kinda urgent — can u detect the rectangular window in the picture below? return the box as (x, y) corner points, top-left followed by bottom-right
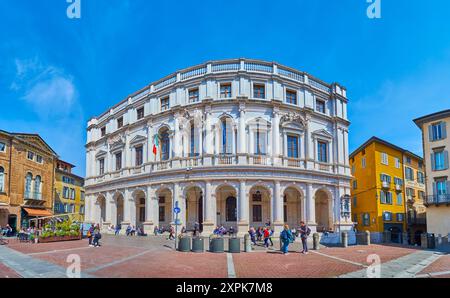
(160, 97), (169, 111)
(220, 83), (232, 98)
(135, 146), (143, 166)
(159, 206), (165, 222)
(396, 193), (403, 205)
(286, 90), (297, 105)
(381, 152), (388, 165)
(63, 186), (69, 199)
(287, 135), (299, 158)
(80, 205), (85, 214)
(71, 188), (75, 200)
(380, 191), (392, 204)
(435, 180), (448, 195)
(117, 117), (123, 129)
(101, 127), (106, 137)
(361, 157), (366, 168)
(352, 196), (357, 208)
(383, 212), (392, 221)
(396, 213), (404, 222)
(137, 107), (145, 120)
(418, 191), (425, 201)
(430, 122), (446, 141)
(0, 142), (5, 152)
(315, 100), (325, 113)
(27, 151), (34, 160)
(252, 205), (262, 222)
(81, 191), (85, 201)
(406, 188), (415, 198)
(253, 84), (265, 99)
(405, 167), (414, 181)
(417, 172), (425, 184)
(317, 141), (328, 163)
(99, 158), (105, 175)
(433, 150), (448, 171)
(362, 213), (370, 226)
(406, 157), (411, 164)
(394, 158), (400, 168)
(353, 180), (357, 189)
(394, 177), (403, 186)
(36, 155), (43, 164)
(188, 88), (199, 103)
(115, 152), (122, 171)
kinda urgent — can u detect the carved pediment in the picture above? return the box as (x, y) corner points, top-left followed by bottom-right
(280, 112), (305, 127)
(130, 135), (147, 145)
(312, 129), (333, 139)
(13, 134), (57, 157)
(247, 117), (271, 128)
(95, 150), (107, 158)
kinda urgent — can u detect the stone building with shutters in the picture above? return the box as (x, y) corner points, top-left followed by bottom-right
(414, 109), (450, 237)
(84, 58), (353, 236)
(0, 130), (58, 231)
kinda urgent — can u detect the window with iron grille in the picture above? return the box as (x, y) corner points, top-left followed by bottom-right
(253, 84), (265, 99)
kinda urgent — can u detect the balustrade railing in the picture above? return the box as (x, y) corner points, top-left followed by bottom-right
(180, 66), (207, 80)
(216, 154), (235, 165)
(244, 62), (273, 73)
(248, 155), (270, 165)
(425, 194), (450, 206)
(211, 62), (240, 72)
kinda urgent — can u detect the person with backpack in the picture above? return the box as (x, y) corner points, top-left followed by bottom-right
(248, 227), (256, 245)
(298, 221), (311, 254)
(280, 224), (293, 255)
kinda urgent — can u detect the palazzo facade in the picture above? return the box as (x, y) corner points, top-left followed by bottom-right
(84, 58), (352, 236)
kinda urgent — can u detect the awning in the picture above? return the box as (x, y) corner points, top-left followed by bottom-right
(23, 208), (53, 217)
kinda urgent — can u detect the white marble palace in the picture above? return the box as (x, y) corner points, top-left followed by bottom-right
(84, 58), (353, 236)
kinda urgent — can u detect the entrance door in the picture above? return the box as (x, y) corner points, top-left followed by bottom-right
(8, 215), (17, 234)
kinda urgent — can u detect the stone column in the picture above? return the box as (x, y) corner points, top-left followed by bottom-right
(272, 110), (280, 165)
(202, 181), (214, 235)
(204, 111), (213, 165)
(143, 186), (155, 233)
(121, 189), (132, 233)
(306, 183), (317, 232)
(273, 181), (283, 236)
(238, 180), (249, 236)
(238, 107), (247, 164)
(173, 115), (181, 158)
(173, 183), (185, 234)
(103, 192), (113, 232)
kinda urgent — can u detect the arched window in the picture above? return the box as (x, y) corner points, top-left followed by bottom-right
(189, 121), (199, 157)
(25, 173), (33, 199)
(255, 123), (267, 155)
(160, 128), (170, 161)
(0, 167), (4, 193)
(34, 175), (41, 200)
(220, 117), (233, 154)
(225, 196), (237, 221)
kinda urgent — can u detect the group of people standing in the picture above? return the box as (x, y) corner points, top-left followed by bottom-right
(280, 221), (311, 255)
(87, 224), (102, 247)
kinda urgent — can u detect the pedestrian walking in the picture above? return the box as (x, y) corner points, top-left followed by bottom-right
(168, 225), (175, 240)
(263, 227), (270, 248)
(115, 223), (121, 235)
(154, 225), (159, 236)
(248, 227), (256, 245)
(193, 222), (200, 237)
(298, 221), (311, 254)
(268, 228), (274, 246)
(280, 224), (293, 255)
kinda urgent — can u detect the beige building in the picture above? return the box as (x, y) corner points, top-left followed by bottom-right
(0, 130), (58, 231)
(414, 109), (450, 236)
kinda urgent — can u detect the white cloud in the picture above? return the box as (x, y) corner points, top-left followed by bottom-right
(11, 58), (78, 119)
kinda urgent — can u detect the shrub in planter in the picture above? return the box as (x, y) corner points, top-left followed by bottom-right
(70, 230), (79, 237)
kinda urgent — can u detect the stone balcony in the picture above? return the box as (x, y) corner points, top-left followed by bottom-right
(87, 154), (341, 186)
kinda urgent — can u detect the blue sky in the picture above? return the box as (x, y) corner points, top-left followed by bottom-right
(1, 0), (450, 176)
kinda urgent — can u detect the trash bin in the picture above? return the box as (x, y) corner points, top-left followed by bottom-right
(313, 233), (320, 250)
(178, 236), (191, 252)
(228, 237), (240, 253)
(192, 237), (204, 253)
(341, 232), (348, 248)
(210, 237), (224, 253)
(427, 233), (436, 249)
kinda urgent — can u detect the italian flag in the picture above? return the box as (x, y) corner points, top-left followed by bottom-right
(152, 134), (159, 155)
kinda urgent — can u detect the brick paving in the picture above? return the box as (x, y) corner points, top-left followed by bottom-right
(1, 235), (450, 278)
(0, 262), (21, 278)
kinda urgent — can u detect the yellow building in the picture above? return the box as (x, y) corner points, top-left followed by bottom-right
(350, 137), (425, 243)
(53, 160), (85, 221)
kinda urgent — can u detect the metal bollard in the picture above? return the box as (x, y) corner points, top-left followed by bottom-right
(437, 234), (442, 247)
(244, 234), (252, 252)
(402, 232), (409, 246)
(364, 230), (371, 245)
(313, 233), (320, 250)
(341, 232), (348, 248)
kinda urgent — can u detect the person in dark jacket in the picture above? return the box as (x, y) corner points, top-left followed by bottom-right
(298, 221), (311, 254)
(88, 224), (95, 247)
(92, 225), (102, 248)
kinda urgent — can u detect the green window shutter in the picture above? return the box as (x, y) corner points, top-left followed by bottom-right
(428, 125), (434, 141)
(431, 153), (436, 171)
(442, 122), (447, 139)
